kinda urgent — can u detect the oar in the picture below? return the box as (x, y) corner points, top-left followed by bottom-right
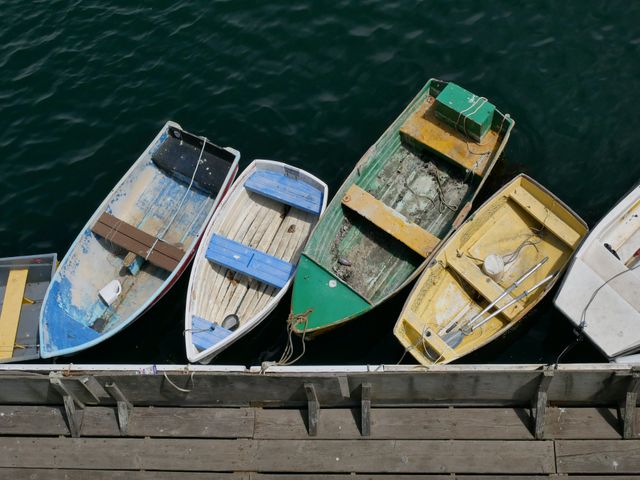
(443, 256), (549, 335)
(443, 272), (557, 348)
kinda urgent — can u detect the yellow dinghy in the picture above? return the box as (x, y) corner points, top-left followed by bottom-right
(394, 174), (588, 365)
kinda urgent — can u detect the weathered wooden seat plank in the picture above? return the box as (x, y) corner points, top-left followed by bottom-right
(399, 97), (501, 177)
(342, 184), (440, 257)
(509, 186), (582, 249)
(91, 212), (185, 271)
(0, 268), (28, 359)
(445, 251), (521, 318)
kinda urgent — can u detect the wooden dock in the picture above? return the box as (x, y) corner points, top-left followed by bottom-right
(1, 363), (640, 478)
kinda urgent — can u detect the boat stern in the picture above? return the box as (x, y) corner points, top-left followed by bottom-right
(290, 255), (371, 335)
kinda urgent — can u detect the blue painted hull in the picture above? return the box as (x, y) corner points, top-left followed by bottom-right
(39, 122), (240, 358)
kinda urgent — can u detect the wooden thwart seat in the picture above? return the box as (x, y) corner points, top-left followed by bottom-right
(245, 170), (323, 215)
(445, 252), (520, 319)
(341, 185), (440, 258)
(403, 311), (458, 362)
(206, 234), (295, 289)
(0, 269), (28, 360)
(91, 212), (185, 271)
(191, 316), (233, 351)
(399, 97), (500, 177)
(509, 187), (582, 249)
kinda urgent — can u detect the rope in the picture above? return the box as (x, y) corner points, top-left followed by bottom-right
(275, 309), (312, 367)
(397, 321), (445, 365)
(162, 371), (194, 393)
(433, 172), (458, 213)
(554, 247), (640, 365)
(145, 137), (208, 262)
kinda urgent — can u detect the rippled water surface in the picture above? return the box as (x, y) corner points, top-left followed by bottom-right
(1, 1), (639, 364)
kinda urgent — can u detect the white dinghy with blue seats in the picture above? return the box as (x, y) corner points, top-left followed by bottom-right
(185, 159), (328, 364)
(39, 122), (240, 358)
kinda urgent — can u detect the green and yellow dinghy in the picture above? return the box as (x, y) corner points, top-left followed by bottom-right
(290, 79), (515, 336)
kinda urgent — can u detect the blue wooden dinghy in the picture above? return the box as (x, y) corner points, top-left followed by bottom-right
(0, 253), (56, 363)
(185, 159), (328, 363)
(39, 122), (240, 358)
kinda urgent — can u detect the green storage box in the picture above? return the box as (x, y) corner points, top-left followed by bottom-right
(434, 83), (495, 142)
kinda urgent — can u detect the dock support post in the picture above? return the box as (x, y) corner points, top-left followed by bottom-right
(304, 383), (319, 436)
(361, 382), (371, 437)
(50, 374), (85, 438)
(533, 366), (554, 440)
(622, 367), (640, 439)
(105, 382), (134, 436)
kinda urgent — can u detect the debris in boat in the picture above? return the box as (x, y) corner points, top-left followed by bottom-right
(338, 257), (352, 266)
(287, 225), (296, 233)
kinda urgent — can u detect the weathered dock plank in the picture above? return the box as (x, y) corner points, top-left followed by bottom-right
(0, 406), (254, 438)
(0, 437), (255, 471)
(254, 407), (533, 439)
(0, 469), (248, 479)
(251, 476), (640, 479)
(0, 438), (555, 474)
(544, 407), (622, 439)
(5, 471), (640, 480)
(556, 439), (640, 474)
(250, 439), (555, 474)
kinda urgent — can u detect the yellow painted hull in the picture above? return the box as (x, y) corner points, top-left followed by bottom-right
(394, 174), (588, 365)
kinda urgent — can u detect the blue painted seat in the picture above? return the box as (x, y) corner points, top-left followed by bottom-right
(191, 315), (233, 351)
(245, 170), (322, 215)
(206, 234), (295, 289)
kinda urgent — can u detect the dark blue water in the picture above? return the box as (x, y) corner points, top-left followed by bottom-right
(1, 1), (639, 364)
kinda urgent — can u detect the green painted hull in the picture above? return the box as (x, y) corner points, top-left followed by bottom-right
(291, 79), (514, 335)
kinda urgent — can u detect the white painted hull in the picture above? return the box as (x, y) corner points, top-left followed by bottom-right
(554, 183), (640, 359)
(185, 160), (328, 364)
